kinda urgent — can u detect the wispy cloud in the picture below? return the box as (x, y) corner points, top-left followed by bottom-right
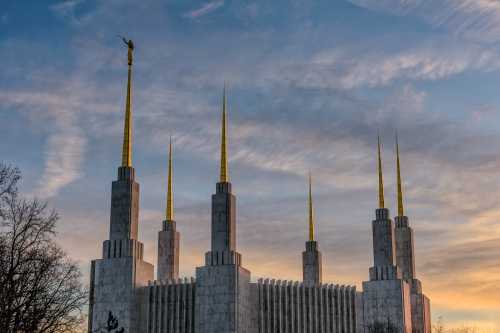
(261, 41), (500, 89)
(350, 0), (500, 43)
(50, 0), (83, 16)
(50, 0), (92, 26)
(0, 90), (87, 198)
(37, 117), (86, 198)
(184, 1), (225, 19)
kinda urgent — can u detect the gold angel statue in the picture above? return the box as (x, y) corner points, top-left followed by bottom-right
(120, 36), (134, 66)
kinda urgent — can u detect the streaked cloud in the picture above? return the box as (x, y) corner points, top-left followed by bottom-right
(350, 0), (500, 43)
(36, 118), (86, 198)
(0, 91), (87, 198)
(50, 0), (89, 26)
(184, 1), (225, 19)
(261, 42), (500, 89)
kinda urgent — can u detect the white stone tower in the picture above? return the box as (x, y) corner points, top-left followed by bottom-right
(157, 137), (180, 281)
(393, 135), (431, 333)
(88, 39), (154, 332)
(362, 135), (412, 333)
(302, 172), (323, 287)
(194, 85), (257, 333)
(394, 135), (415, 282)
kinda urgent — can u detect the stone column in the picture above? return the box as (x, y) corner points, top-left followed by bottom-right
(371, 208), (397, 273)
(303, 240), (322, 287)
(157, 219), (180, 281)
(211, 181), (236, 252)
(109, 166), (139, 240)
(395, 215), (415, 281)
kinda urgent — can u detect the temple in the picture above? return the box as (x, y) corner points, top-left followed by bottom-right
(87, 42), (431, 333)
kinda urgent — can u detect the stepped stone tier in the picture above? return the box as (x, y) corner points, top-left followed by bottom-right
(87, 41), (431, 333)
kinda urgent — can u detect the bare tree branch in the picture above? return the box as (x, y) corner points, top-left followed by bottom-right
(0, 163), (87, 333)
(0, 163), (20, 218)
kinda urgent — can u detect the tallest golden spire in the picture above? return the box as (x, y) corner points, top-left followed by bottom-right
(396, 134), (404, 216)
(377, 134), (385, 209)
(219, 83), (229, 183)
(121, 38), (134, 167)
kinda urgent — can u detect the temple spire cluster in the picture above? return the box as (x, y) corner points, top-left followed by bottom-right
(88, 41), (431, 333)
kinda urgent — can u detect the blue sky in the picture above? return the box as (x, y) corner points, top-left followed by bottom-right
(2, 0), (500, 330)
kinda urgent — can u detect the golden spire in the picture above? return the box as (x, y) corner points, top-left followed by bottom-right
(396, 133), (404, 216)
(308, 171), (315, 241)
(121, 38), (134, 167)
(377, 134), (385, 209)
(166, 136), (174, 221)
(219, 83), (229, 183)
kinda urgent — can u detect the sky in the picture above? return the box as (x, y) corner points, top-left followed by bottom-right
(1, 0), (500, 331)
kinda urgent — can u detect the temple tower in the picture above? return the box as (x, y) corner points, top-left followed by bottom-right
(210, 86), (236, 253)
(393, 135), (432, 333)
(195, 85), (257, 333)
(88, 40), (153, 332)
(157, 137), (180, 281)
(362, 135), (412, 333)
(394, 135), (416, 282)
(302, 172), (323, 286)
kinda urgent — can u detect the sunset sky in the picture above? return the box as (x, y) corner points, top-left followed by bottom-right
(1, 0), (500, 331)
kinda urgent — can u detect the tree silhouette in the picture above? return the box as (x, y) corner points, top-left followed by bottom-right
(0, 163), (86, 333)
